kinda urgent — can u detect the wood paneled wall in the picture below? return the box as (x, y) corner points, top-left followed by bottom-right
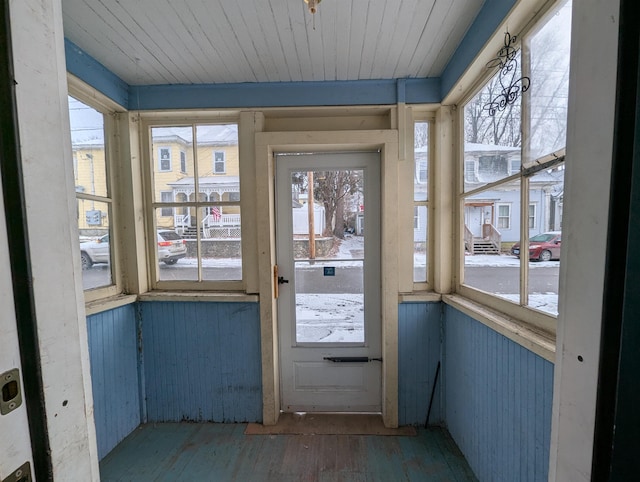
(398, 302), (443, 426)
(140, 301), (262, 423)
(86, 304), (141, 459)
(444, 305), (554, 482)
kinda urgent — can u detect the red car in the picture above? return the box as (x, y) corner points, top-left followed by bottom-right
(511, 231), (561, 261)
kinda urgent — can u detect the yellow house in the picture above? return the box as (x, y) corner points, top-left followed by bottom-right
(150, 125), (240, 231)
(73, 141), (109, 233)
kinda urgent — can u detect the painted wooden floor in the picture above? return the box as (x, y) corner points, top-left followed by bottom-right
(99, 423), (478, 481)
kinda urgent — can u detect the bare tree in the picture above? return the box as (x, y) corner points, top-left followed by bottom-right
(313, 171), (361, 238)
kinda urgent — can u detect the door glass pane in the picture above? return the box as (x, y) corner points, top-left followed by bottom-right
(291, 169), (365, 343)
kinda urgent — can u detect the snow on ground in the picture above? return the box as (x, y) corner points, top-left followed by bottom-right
(464, 254), (560, 268)
(176, 238), (559, 336)
(496, 293), (559, 316)
(296, 294), (364, 343)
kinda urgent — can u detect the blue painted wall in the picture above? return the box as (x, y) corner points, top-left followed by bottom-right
(440, 0), (518, 98)
(65, 39), (129, 109)
(443, 305), (554, 482)
(398, 302), (443, 426)
(139, 301), (262, 423)
(86, 304), (141, 460)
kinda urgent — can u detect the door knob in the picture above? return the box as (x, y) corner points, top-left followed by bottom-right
(277, 276), (289, 284)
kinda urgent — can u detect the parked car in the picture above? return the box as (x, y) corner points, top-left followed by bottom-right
(80, 230), (187, 269)
(511, 231), (561, 261)
(155, 230), (187, 265)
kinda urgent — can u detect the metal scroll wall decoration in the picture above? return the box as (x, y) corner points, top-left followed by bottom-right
(483, 32), (530, 116)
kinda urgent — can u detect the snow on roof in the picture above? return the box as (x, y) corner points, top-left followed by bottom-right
(464, 142), (520, 154)
(168, 176), (240, 187)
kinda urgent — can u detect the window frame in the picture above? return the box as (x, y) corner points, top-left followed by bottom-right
(213, 150), (226, 174)
(528, 203), (537, 229)
(180, 150), (187, 173)
(160, 191), (174, 217)
(497, 203), (511, 230)
(68, 81), (123, 303)
(141, 117), (244, 291)
(158, 147), (172, 172)
(411, 114), (434, 290)
(455, 0), (571, 334)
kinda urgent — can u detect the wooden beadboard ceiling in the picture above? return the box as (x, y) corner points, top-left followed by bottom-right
(61, 0), (484, 86)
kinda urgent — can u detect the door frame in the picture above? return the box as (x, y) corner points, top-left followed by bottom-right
(255, 129), (399, 427)
(275, 152), (382, 412)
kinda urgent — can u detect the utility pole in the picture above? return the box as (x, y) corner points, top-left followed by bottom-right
(307, 171), (316, 259)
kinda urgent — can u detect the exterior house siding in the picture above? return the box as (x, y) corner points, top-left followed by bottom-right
(444, 305), (554, 481)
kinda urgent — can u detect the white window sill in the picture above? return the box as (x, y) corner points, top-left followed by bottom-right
(85, 291), (259, 316)
(137, 291), (259, 303)
(398, 292), (442, 303)
(85, 294), (138, 316)
(443, 294), (556, 363)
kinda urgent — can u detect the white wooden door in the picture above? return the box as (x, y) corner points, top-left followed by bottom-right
(276, 152), (381, 412)
(0, 180), (34, 479)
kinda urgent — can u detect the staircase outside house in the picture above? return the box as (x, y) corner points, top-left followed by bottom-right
(464, 224), (502, 255)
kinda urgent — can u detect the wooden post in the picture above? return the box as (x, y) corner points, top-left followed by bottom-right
(307, 171), (316, 259)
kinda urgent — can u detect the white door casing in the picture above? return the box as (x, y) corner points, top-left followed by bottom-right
(0, 180), (34, 479)
(276, 152), (382, 412)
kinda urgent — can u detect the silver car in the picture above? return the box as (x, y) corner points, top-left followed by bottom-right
(80, 230), (187, 269)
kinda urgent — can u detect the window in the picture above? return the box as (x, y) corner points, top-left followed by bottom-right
(413, 121), (429, 284)
(460, 0), (571, 320)
(180, 150), (187, 173)
(214, 151), (225, 173)
(464, 160), (476, 183)
(159, 147), (171, 171)
(497, 204), (511, 229)
(147, 123), (241, 287)
(160, 191), (173, 217)
(416, 160), (427, 183)
(68, 95), (115, 294)
(529, 203), (536, 229)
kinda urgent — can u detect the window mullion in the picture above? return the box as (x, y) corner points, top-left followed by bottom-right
(192, 123), (203, 282)
(521, 176), (530, 306)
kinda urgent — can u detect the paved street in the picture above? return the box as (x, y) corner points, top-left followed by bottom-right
(83, 261), (560, 295)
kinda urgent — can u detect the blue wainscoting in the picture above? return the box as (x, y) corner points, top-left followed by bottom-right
(140, 301), (262, 423)
(86, 304), (141, 460)
(444, 305), (554, 482)
(398, 302), (443, 426)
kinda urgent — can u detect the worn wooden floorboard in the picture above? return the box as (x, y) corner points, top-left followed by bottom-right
(100, 423), (478, 481)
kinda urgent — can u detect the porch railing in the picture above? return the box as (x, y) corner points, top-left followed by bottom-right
(464, 225), (474, 254)
(175, 213), (190, 232)
(483, 223), (502, 252)
(202, 213), (241, 238)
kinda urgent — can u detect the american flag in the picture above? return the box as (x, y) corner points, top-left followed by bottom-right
(210, 206), (221, 221)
